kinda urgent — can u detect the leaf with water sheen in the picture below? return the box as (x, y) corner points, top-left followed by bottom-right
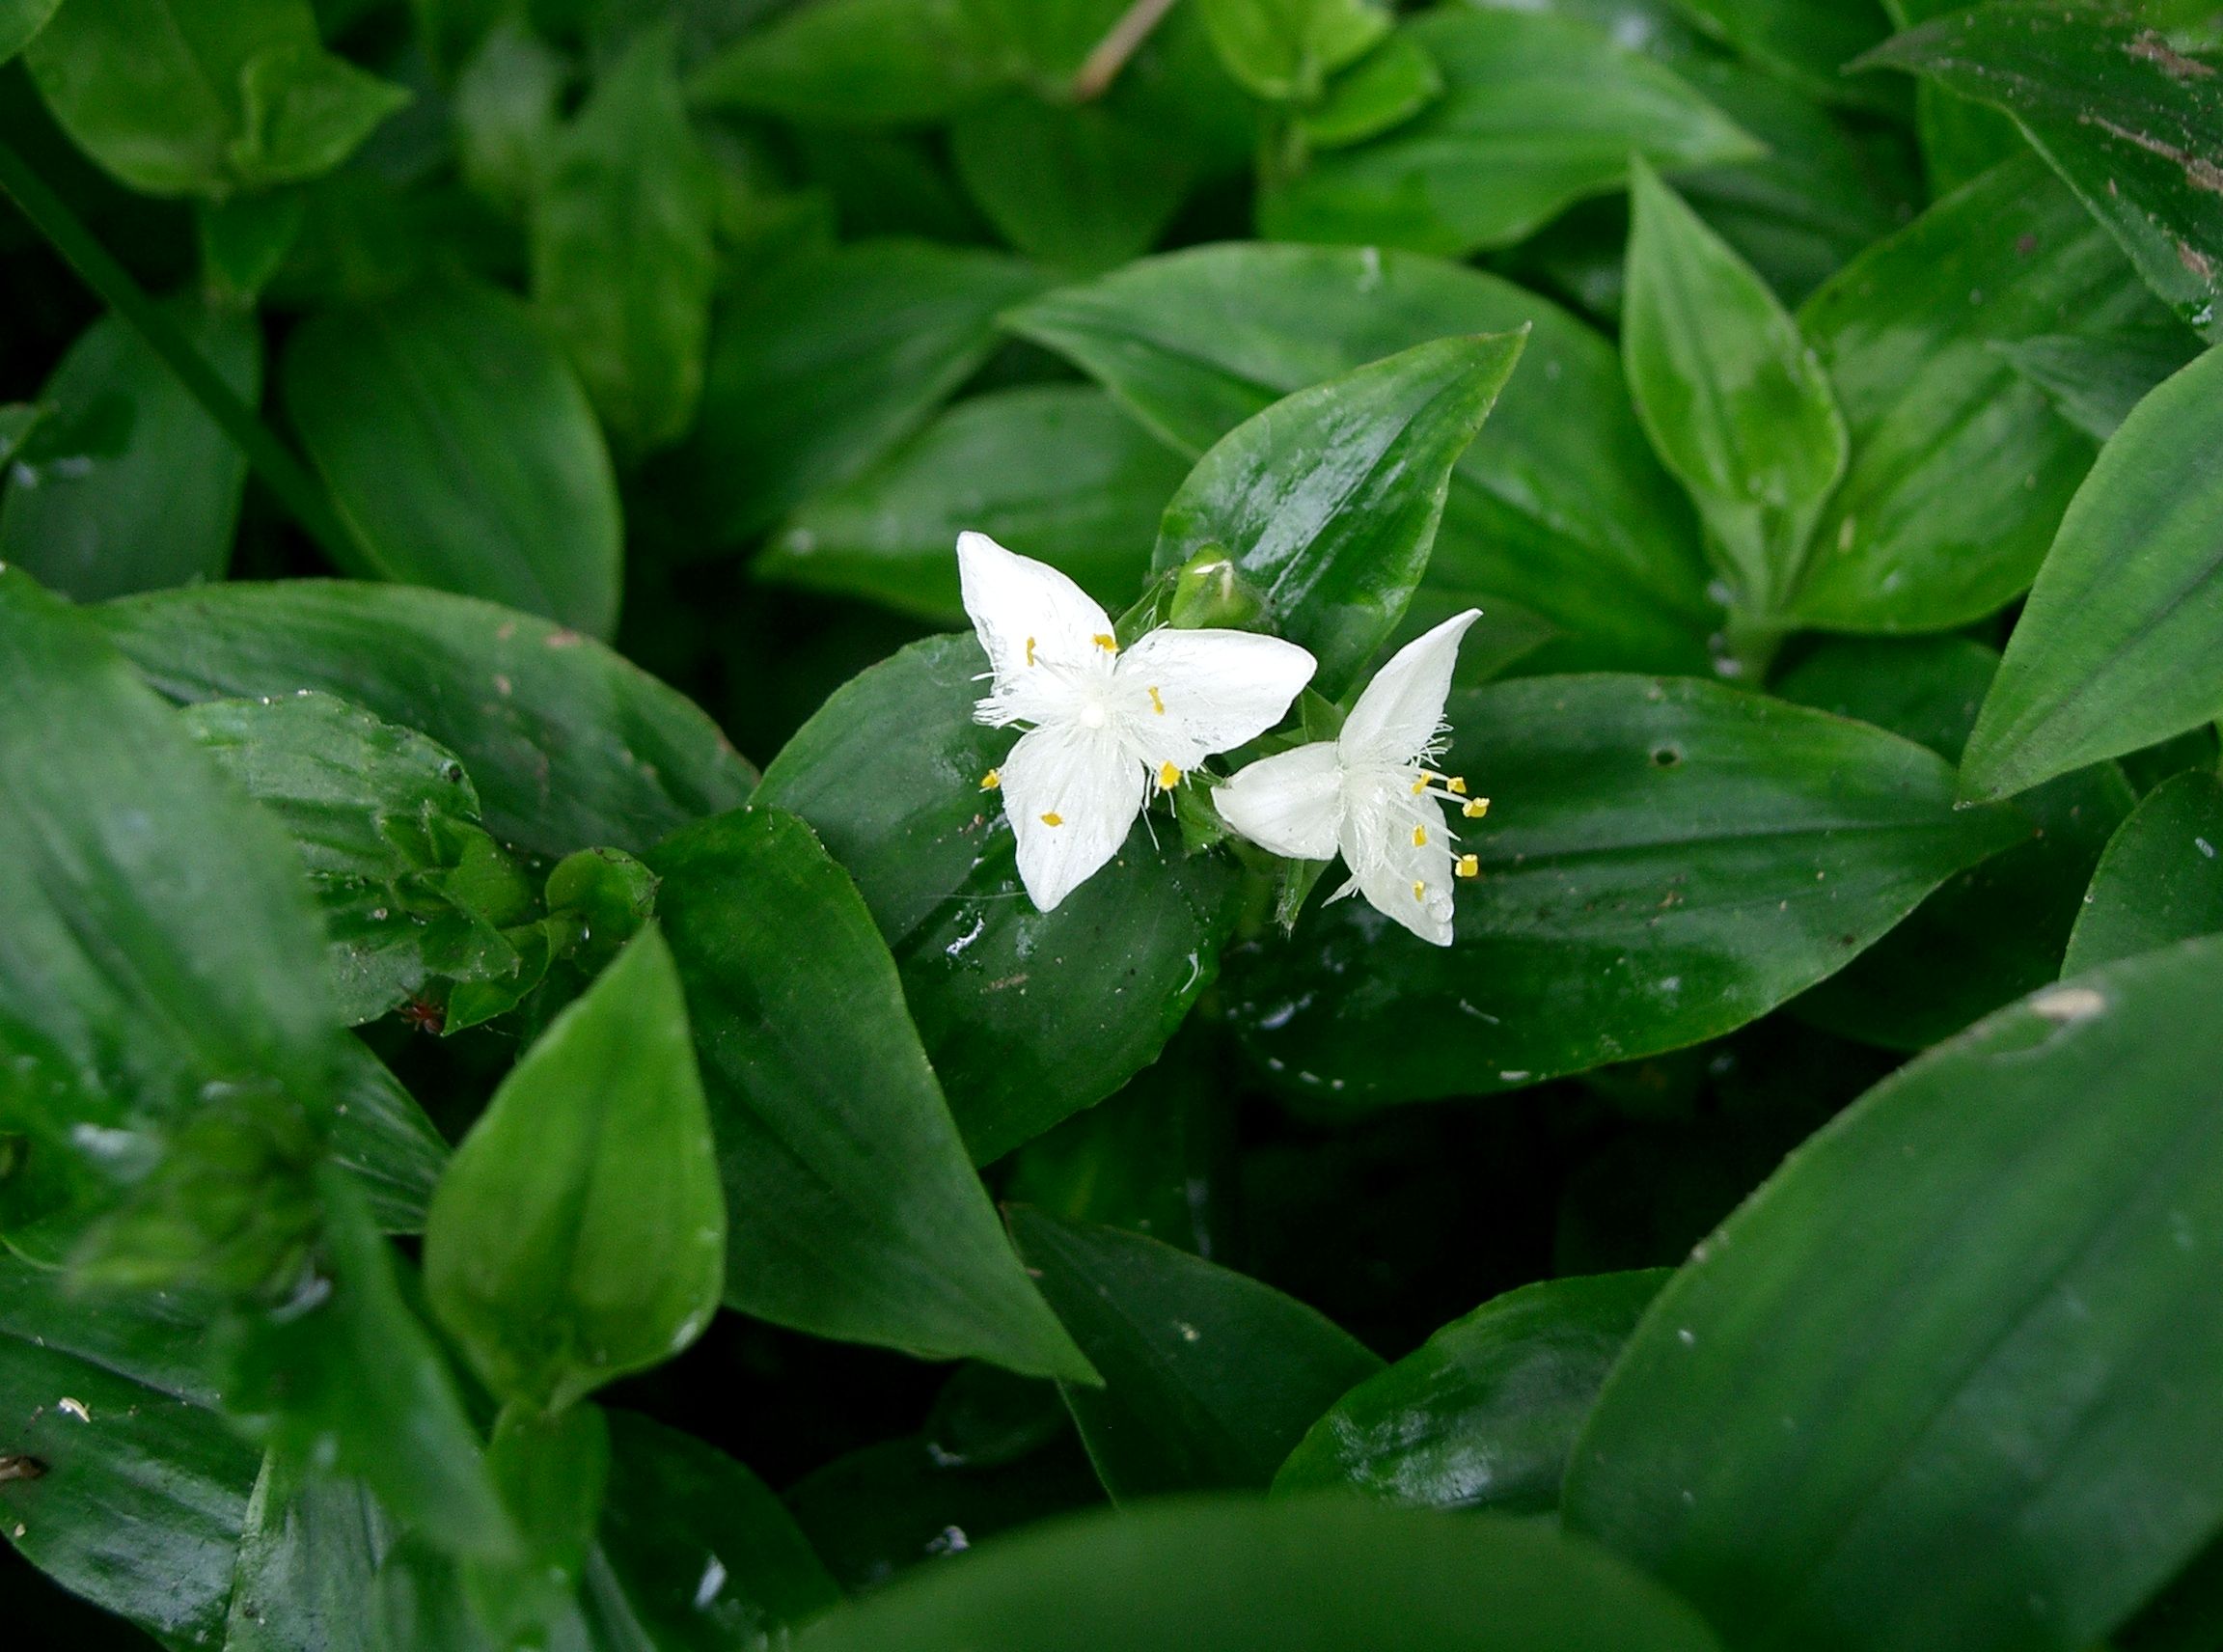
(2064, 770), (2223, 977)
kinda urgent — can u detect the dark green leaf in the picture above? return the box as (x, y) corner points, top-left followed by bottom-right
(755, 636), (1241, 1164)
(0, 0), (59, 64)
(1566, 933), (2223, 1652)
(453, 19), (565, 218)
(1196, 0), (1389, 101)
(223, 1455), (396, 1652)
(1007, 242), (1716, 674)
(1, 298), (260, 603)
(763, 386), (1185, 623)
(532, 25), (719, 457)
(2064, 769), (2223, 976)
(284, 280), (623, 639)
(95, 580), (755, 857)
(670, 240), (1046, 546)
(1275, 1270), (1668, 1513)
(1790, 156), (2176, 633)
(1672, 0), (1898, 112)
(794, 1497), (1726, 1652)
(425, 927), (724, 1412)
(647, 805), (1092, 1381)
(1006, 1206), (1382, 1500)
(1961, 344), (2223, 802)
(1301, 33), (1443, 150)
(197, 190), (308, 304)
(329, 1038), (447, 1235)
(1860, 3), (2223, 343)
(1994, 323), (2204, 443)
(1259, 9), (1760, 258)
(1228, 674), (2026, 1106)
(686, 0), (1006, 126)
(950, 95), (1193, 273)
(1153, 332), (1524, 698)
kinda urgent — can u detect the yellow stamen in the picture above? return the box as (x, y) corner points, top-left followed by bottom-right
(1411, 777), (1427, 795)
(1025, 636), (1036, 667)
(1147, 685), (1166, 715)
(1093, 633), (1117, 652)
(1456, 855), (1479, 879)
(1412, 880), (1426, 902)
(1413, 825), (1428, 847)
(1447, 776), (1468, 794)
(1464, 797), (1491, 819)
(979, 769), (1001, 791)
(1158, 761), (1181, 789)
(1040, 812), (1063, 827)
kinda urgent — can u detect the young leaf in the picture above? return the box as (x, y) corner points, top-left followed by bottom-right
(792, 1498), (1726, 1652)
(284, 281), (624, 640)
(1006, 1206), (1383, 1501)
(1566, 934), (2223, 1652)
(1260, 9), (1761, 257)
(1622, 155), (1846, 620)
(453, 19), (565, 218)
(96, 580), (755, 857)
(755, 637), (1241, 1165)
(1196, 0), (1390, 102)
(648, 806), (1093, 1383)
(1960, 346), (2223, 803)
(0, 298), (260, 603)
(1275, 1270), (1668, 1513)
(1860, 3), (2223, 343)
(1152, 331), (1524, 699)
(1228, 675), (2027, 1107)
(424, 927), (726, 1414)
(2064, 771), (2223, 977)
(1301, 32), (1442, 150)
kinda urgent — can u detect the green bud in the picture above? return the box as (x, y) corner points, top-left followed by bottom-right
(1167, 546), (1267, 630)
(545, 847), (657, 969)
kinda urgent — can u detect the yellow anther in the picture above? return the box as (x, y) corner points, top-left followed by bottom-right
(1456, 855), (1479, 879)
(1147, 685), (1166, 715)
(1040, 812), (1063, 827)
(1464, 797), (1491, 819)
(979, 769), (1002, 791)
(1025, 636), (1037, 667)
(1093, 633), (1117, 652)
(1411, 777), (1427, 795)
(1159, 761), (1181, 789)
(1447, 776), (1468, 794)
(1412, 825), (1428, 847)
(1412, 880), (1426, 902)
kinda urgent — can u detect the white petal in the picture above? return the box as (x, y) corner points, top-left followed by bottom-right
(1215, 742), (1344, 862)
(1113, 627), (1317, 771)
(1341, 792), (1457, 946)
(1339, 609), (1482, 765)
(957, 532), (1115, 689)
(998, 722), (1145, 912)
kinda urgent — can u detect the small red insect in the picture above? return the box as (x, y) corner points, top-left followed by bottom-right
(398, 996), (446, 1036)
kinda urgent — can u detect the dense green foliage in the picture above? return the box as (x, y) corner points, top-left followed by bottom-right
(2, 0), (2221, 1647)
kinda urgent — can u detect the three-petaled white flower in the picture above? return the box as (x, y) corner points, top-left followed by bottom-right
(960, 532), (1317, 912)
(1215, 610), (1488, 947)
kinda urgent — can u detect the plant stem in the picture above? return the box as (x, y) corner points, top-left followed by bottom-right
(0, 140), (366, 572)
(1072, 0), (1184, 101)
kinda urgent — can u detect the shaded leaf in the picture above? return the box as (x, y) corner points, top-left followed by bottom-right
(686, 0), (1006, 126)
(1994, 323), (2204, 443)
(2064, 769), (2223, 976)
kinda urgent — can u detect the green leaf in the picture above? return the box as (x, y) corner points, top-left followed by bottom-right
(452, 19), (565, 219)
(329, 1038), (448, 1235)
(1274, 1270), (1668, 1513)
(198, 189), (308, 304)
(1196, 0), (1390, 102)
(755, 635), (1241, 1164)
(223, 1454), (396, 1652)
(1671, 0), (1899, 113)
(2064, 770), (2223, 977)
(1227, 674), (2026, 1107)
(424, 927), (724, 1413)
(1006, 1206), (1383, 1500)
(1961, 345), (2223, 802)
(686, 0), (1007, 126)
(1300, 32), (1443, 151)
(0, 0), (60, 65)
(1259, 9), (1761, 258)
(1790, 155), (2177, 633)
(950, 95), (1194, 273)
(24, 0), (404, 198)
(96, 580), (755, 857)
(0, 298), (260, 602)
(1623, 155), (1846, 619)
(1007, 242), (1716, 675)
(647, 805), (1092, 1382)
(793, 1497), (1726, 1652)
(1994, 322), (2205, 444)
(1860, 3), (2223, 343)
(283, 281), (622, 639)
(1151, 332), (1525, 700)
(670, 240), (1046, 546)
(531, 25), (719, 457)
(764, 385), (1186, 623)
(1566, 932), (2223, 1652)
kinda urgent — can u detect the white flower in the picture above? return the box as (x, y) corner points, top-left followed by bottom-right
(1215, 610), (1489, 947)
(959, 531), (1317, 912)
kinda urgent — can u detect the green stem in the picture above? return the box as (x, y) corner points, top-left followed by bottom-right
(0, 140), (365, 572)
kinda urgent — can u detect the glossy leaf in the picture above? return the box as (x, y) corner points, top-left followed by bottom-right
(1673, 0), (1897, 112)
(95, 580), (754, 857)
(1275, 1270), (1668, 1513)
(671, 240), (1046, 546)
(0, 299), (260, 603)
(1961, 345), (2223, 802)
(2064, 770), (2223, 977)
(1994, 324), (2204, 443)
(329, 1038), (448, 1236)
(223, 1455), (396, 1652)
(1623, 156), (1845, 618)
(763, 386), (1185, 622)
(795, 1497), (1726, 1652)
(686, 0), (1005, 126)
(1007, 1206), (1382, 1500)
(425, 927), (725, 1412)
(1227, 674), (2026, 1107)
(755, 636), (1241, 1164)
(1790, 156), (2174, 633)
(1008, 242), (1716, 674)
(1567, 933), (2223, 1652)
(1861, 3), (2223, 342)
(647, 805), (1092, 1381)
(1260, 9), (1761, 258)
(284, 281), (623, 639)
(1153, 332), (1525, 698)
(531, 25), (719, 457)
